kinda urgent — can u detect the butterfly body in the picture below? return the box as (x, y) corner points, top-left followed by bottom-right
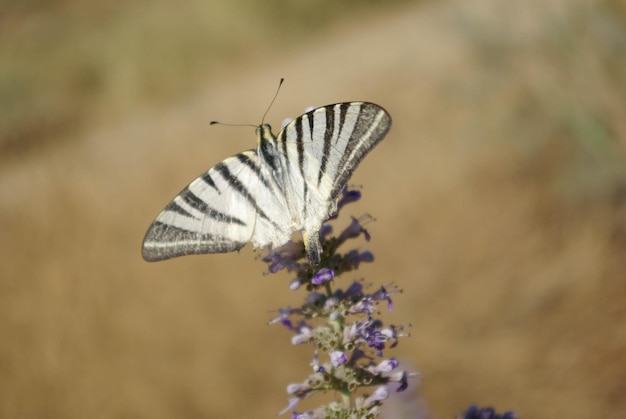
(142, 102), (391, 264)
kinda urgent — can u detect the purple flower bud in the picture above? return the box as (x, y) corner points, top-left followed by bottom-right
(289, 278), (303, 291)
(311, 268), (334, 285)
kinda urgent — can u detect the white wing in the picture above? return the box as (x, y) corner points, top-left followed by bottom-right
(142, 150), (291, 261)
(264, 102), (392, 263)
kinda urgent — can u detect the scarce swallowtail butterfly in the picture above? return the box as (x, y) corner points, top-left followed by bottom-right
(142, 101), (391, 264)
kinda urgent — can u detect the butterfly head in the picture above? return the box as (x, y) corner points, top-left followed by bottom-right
(256, 123), (276, 144)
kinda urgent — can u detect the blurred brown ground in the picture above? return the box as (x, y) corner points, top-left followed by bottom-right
(1, 0), (625, 418)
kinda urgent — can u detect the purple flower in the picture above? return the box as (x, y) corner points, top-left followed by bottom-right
(338, 216), (372, 242)
(349, 297), (376, 315)
(371, 358), (399, 374)
(330, 351), (347, 367)
(344, 250), (374, 269)
(287, 382), (310, 395)
(289, 278), (304, 291)
(372, 285), (396, 312)
(311, 268), (334, 285)
(459, 406), (517, 419)
(342, 281), (364, 298)
(319, 223), (333, 239)
(262, 240), (304, 273)
(292, 321), (313, 345)
(262, 187), (419, 417)
(336, 188), (362, 210)
(390, 371), (409, 392)
(363, 386), (389, 408)
(269, 307), (303, 330)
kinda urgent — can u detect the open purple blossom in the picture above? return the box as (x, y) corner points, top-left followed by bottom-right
(362, 386), (389, 408)
(338, 215), (373, 242)
(330, 350), (348, 367)
(263, 187), (418, 418)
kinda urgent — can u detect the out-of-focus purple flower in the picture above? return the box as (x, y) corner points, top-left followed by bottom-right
(336, 188), (362, 210)
(342, 281), (364, 298)
(330, 350), (347, 367)
(339, 216), (372, 242)
(320, 223), (333, 239)
(262, 241), (304, 273)
(363, 386), (389, 408)
(371, 358), (399, 374)
(372, 285), (397, 312)
(289, 278), (304, 290)
(459, 406), (517, 419)
(344, 250), (375, 269)
(263, 187), (420, 417)
(390, 371), (409, 392)
(349, 297), (376, 315)
(311, 268), (334, 285)
(279, 398), (300, 416)
(292, 321), (313, 345)
(269, 307), (303, 330)
(287, 382), (310, 395)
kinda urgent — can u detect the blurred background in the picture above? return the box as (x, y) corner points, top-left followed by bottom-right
(1, 0), (625, 417)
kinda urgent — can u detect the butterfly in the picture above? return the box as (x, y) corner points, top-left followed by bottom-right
(142, 101), (391, 264)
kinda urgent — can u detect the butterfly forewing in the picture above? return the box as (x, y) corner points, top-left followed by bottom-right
(142, 101), (391, 263)
(274, 102), (391, 262)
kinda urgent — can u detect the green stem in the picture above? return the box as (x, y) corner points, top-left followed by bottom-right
(340, 388), (351, 409)
(324, 281), (333, 297)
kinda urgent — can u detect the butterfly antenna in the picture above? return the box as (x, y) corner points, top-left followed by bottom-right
(209, 121), (256, 128)
(261, 78), (284, 125)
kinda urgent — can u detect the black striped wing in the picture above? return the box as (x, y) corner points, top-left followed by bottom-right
(142, 150), (292, 262)
(272, 102), (392, 263)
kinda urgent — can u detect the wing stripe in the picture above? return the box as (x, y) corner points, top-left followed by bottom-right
(336, 102), (350, 145)
(214, 162), (276, 226)
(296, 116), (308, 212)
(164, 200), (195, 218)
(318, 106), (334, 186)
(237, 153), (273, 191)
(181, 188), (211, 214)
(201, 173), (220, 194)
(145, 222), (246, 253)
(182, 188), (248, 226)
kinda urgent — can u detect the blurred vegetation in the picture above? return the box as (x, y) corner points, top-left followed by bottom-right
(457, 0), (626, 208)
(0, 0), (410, 157)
